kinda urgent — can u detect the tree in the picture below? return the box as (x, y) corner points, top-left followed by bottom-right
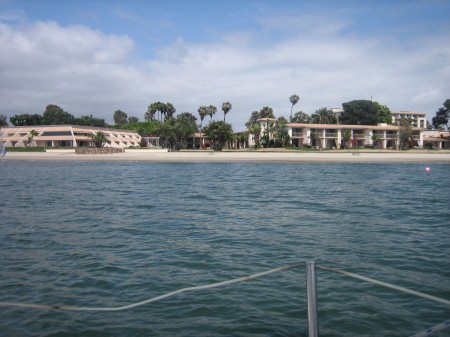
(0, 114), (8, 126)
(245, 107), (275, 148)
(236, 131), (249, 149)
(92, 131), (108, 148)
(289, 94), (300, 121)
(248, 123), (261, 148)
(203, 120), (233, 151)
(273, 117), (291, 147)
(119, 120), (160, 135)
(42, 104), (75, 125)
(398, 117), (413, 149)
(373, 102), (392, 124)
(198, 106), (208, 129)
(156, 113), (197, 150)
(259, 106), (275, 119)
(145, 101), (175, 122)
(10, 113), (43, 126)
(75, 115), (106, 127)
(261, 120), (275, 148)
(311, 107), (336, 124)
(371, 134), (381, 149)
(114, 110), (128, 126)
(207, 105), (217, 121)
(27, 129), (39, 147)
(246, 111), (260, 127)
(145, 102), (158, 121)
(178, 112), (198, 128)
(165, 103), (176, 120)
(128, 116), (139, 124)
(341, 129), (352, 149)
(432, 99), (450, 130)
(222, 101), (232, 122)
(340, 100), (389, 125)
(291, 111), (311, 123)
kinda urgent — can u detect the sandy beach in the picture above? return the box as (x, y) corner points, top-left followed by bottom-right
(2, 149), (450, 162)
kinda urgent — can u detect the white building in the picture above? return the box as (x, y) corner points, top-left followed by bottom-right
(391, 111), (427, 129)
(0, 125), (141, 148)
(287, 123), (423, 149)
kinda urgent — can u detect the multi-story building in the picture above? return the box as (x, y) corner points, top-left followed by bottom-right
(390, 111), (427, 129)
(0, 125), (141, 148)
(287, 123), (424, 149)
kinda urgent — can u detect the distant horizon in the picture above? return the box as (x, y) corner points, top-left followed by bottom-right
(1, 0), (449, 130)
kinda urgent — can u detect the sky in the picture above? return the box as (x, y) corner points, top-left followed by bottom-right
(0, 0), (449, 130)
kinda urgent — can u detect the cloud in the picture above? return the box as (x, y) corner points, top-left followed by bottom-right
(0, 11), (449, 129)
(0, 20), (143, 118)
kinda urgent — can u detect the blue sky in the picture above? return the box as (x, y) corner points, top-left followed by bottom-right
(1, 0), (449, 129)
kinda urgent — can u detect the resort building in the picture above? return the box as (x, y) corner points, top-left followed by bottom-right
(422, 131), (450, 149)
(0, 125), (141, 148)
(287, 123), (424, 149)
(391, 111), (427, 129)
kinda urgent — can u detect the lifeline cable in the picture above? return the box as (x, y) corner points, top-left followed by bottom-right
(0, 263), (303, 312)
(0, 262), (448, 315)
(316, 265), (450, 306)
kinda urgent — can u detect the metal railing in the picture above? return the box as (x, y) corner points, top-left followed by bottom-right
(0, 261), (448, 336)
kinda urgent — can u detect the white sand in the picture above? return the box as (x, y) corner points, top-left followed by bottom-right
(3, 149), (450, 162)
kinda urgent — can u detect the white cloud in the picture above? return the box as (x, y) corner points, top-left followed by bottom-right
(0, 13), (449, 129)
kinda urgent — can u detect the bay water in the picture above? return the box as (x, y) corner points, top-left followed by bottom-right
(0, 160), (449, 336)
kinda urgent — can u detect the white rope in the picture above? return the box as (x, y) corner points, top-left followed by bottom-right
(409, 320), (450, 337)
(1, 262), (448, 317)
(316, 265), (450, 306)
(0, 263), (303, 312)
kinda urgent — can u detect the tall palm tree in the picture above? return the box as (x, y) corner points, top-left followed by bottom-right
(289, 94), (300, 121)
(198, 106), (208, 129)
(222, 101), (232, 122)
(165, 102), (176, 120)
(208, 105), (217, 121)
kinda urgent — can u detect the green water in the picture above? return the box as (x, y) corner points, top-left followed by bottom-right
(0, 161), (449, 336)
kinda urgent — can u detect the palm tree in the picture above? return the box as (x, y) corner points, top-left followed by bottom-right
(291, 111), (311, 123)
(371, 135), (381, 149)
(311, 107), (336, 124)
(165, 102), (176, 120)
(92, 131), (108, 148)
(289, 94), (300, 121)
(27, 129), (39, 147)
(198, 106), (208, 129)
(208, 105), (217, 121)
(342, 129), (352, 149)
(222, 101), (232, 122)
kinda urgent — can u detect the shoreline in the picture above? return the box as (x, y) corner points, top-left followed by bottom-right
(2, 149), (450, 163)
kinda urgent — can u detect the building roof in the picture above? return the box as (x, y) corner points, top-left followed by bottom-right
(287, 123), (403, 130)
(391, 111), (426, 116)
(1, 124), (139, 135)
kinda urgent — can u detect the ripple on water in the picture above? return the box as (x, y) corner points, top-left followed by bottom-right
(0, 162), (449, 336)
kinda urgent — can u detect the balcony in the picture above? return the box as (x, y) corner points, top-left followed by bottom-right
(325, 132), (337, 138)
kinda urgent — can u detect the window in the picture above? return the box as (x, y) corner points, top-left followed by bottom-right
(41, 131), (72, 136)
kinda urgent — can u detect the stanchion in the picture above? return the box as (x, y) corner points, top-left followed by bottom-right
(306, 260), (318, 337)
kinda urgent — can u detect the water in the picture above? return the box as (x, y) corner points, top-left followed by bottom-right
(0, 161), (449, 337)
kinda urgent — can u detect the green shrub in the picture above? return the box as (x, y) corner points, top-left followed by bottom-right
(5, 147), (46, 152)
(424, 142), (433, 149)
